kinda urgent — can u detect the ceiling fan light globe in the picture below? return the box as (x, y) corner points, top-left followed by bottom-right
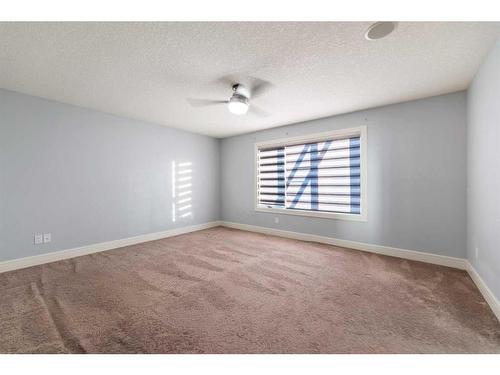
(228, 96), (249, 115)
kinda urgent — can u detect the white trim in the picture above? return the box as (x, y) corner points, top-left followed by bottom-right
(254, 127), (366, 149)
(466, 261), (500, 322)
(254, 126), (368, 222)
(0, 221), (222, 274)
(221, 221), (467, 270)
(255, 206), (367, 222)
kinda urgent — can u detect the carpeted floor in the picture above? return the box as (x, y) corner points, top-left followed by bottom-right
(0, 226), (499, 353)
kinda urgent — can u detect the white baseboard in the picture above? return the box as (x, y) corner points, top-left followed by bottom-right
(0, 221), (222, 274)
(221, 221), (467, 270)
(466, 261), (500, 322)
(2, 219), (498, 323)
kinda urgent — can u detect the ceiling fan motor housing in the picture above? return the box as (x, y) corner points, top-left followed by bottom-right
(230, 93), (249, 104)
(232, 83), (250, 99)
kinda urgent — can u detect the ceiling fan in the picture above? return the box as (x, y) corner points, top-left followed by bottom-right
(187, 76), (273, 116)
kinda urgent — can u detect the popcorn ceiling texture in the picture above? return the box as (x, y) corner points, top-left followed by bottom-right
(0, 22), (498, 137)
(0, 227), (499, 353)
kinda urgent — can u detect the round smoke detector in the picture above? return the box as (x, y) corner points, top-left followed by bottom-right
(365, 22), (397, 40)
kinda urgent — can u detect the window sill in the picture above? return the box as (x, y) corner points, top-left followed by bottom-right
(255, 206), (367, 222)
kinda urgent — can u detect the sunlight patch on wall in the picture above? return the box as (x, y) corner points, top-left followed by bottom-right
(172, 161), (193, 222)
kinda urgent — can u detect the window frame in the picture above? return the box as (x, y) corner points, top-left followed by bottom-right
(254, 126), (367, 222)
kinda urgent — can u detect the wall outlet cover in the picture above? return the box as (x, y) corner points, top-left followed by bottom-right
(274, 217), (279, 224)
(43, 233), (52, 243)
(34, 234), (43, 245)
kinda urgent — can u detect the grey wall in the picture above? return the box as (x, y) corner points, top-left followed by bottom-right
(0, 89), (220, 262)
(467, 40), (500, 300)
(221, 92), (467, 258)
(0, 88), (472, 264)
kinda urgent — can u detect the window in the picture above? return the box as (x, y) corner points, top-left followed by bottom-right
(255, 126), (367, 221)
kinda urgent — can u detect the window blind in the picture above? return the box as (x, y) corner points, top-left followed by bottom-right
(257, 136), (361, 215)
(257, 147), (286, 208)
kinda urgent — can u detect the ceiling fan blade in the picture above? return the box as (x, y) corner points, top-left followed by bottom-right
(217, 74), (238, 88)
(250, 77), (273, 98)
(187, 98), (227, 107)
(250, 105), (271, 117)
(217, 74), (273, 98)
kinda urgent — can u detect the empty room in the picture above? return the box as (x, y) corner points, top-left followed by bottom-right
(1, 2), (500, 370)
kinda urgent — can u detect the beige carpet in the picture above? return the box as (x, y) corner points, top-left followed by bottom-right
(0, 226), (499, 353)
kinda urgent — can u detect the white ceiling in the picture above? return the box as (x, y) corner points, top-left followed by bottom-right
(0, 22), (499, 138)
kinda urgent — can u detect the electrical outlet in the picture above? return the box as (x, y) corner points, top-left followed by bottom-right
(274, 217), (279, 224)
(34, 234), (43, 245)
(43, 233), (51, 243)
(475, 246), (479, 260)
